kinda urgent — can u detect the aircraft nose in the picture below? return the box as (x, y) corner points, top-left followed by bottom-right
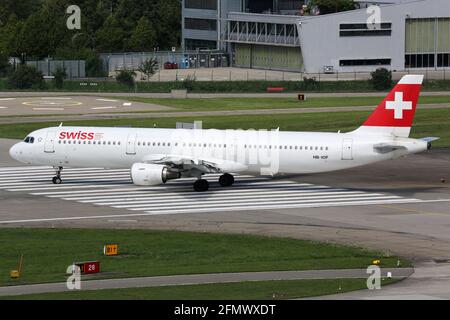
(9, 143), (20, 161)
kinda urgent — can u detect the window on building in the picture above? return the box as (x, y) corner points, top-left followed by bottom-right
(185, 0), (217, 10)
(405, 54), (435, 68)
(340, 58), (391, 66)
(184, 38), (217, 50)
(438, 54), (450, 67)
(340, 23), (392, 37)
(185, 18), (217, 31)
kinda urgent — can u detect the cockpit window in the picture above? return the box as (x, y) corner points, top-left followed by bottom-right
(23, 136), (35, 144)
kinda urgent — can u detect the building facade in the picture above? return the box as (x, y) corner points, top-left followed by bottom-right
(181, 0), (450, 73)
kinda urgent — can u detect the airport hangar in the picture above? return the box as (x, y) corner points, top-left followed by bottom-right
(182, 0), (450, 73)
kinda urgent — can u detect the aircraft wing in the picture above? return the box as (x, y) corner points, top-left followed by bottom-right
(140, 154), (248, 174)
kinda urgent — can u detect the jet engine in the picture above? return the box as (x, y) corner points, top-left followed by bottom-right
(131, 163), (180, 186)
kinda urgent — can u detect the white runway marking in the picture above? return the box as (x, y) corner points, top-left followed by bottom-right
(32, 108), (64, 111)
(0, 106), (8, 109)
(0, 166), (427, 223)
(91, 106), (117, 110)
(40, 97), (72, 100)
(96, 99), (118, 102)
(0, 98), (16, 101)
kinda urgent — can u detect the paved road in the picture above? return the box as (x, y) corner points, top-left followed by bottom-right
(312, 262), (450, 300)
(1, 103), (448, 125)
(0, 268), (412, 297)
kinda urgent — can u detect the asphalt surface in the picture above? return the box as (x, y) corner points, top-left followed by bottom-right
(0, 141), (449, 298)
(0, 96), (171, 117)
(0, 94), (448, 125)
(0, 268), (413, 297)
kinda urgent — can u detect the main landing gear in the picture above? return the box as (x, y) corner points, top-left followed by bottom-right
(193, 174), (235, 192)
(52, 166), (63, 184)
(219, 173), (234, 187)
(193, 179), (209, 192)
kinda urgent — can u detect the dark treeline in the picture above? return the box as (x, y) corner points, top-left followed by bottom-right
(0, 0), (181, 64)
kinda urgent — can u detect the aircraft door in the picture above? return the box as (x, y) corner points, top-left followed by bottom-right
(342, 138), (353, 160)
(44, 131), (56, 153)
(126, 133), (137, 155)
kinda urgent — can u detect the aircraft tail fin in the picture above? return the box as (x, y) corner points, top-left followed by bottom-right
(352, 75), (424, 138)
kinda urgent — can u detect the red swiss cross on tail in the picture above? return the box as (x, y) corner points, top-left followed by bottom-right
(353, 75), (424, 138)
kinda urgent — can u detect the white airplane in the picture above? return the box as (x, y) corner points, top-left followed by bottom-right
(9, 75), (438, 192)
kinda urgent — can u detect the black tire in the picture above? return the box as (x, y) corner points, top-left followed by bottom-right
(219, 173), (235, 187)
(52, 176), (62, 185)
(193, 179), (209, 192)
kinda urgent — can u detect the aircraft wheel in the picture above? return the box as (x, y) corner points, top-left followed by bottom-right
(193, 179), (209, 192)
(52, 176), (62, 185)
(219, 173), (234, 187)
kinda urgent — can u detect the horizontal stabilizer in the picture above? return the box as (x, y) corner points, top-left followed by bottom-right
(420, 137), (440, 143)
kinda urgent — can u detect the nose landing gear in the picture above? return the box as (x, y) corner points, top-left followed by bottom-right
(52, 166), (63, 184)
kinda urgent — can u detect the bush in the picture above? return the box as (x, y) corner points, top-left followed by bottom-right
(8, 65), (45, 90)
(370, 68), (393, 91)
(116, 69), (136, 87)
(182, 74), (196, 91)
(52, 66), (67, 89)
(302, 77), (319, 91)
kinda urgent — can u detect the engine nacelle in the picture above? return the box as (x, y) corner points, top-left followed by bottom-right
(131, 163), (180, 186)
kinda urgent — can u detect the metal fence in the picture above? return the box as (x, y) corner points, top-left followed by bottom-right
(99, 51), (231, 74)
(135, 67), (450, 82)
(26, 60), (86, 78)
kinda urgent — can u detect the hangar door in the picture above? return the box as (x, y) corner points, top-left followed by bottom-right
(234, 44), (303, 71)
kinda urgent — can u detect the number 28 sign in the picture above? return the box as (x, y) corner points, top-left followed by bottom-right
(76, 261), (100, 275)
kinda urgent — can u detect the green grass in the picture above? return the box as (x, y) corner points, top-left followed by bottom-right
(0, 229), (407, 287)
(1, 108), (449, 147)
(121, 96), (450, 112)
(3, 278), (399, 300)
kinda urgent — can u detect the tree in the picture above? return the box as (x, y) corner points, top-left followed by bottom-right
(52, 65), (67, 89)
(309, 0), (356, 15)
(96, 15), (126, 52)
(138, 58), (158, 81)
(8, 64), (44, 89)
(116, 68), (136, 87)
(129, 17), (156, 52)
(370, 68), (393, 91)
(0, 52), (11, 76)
